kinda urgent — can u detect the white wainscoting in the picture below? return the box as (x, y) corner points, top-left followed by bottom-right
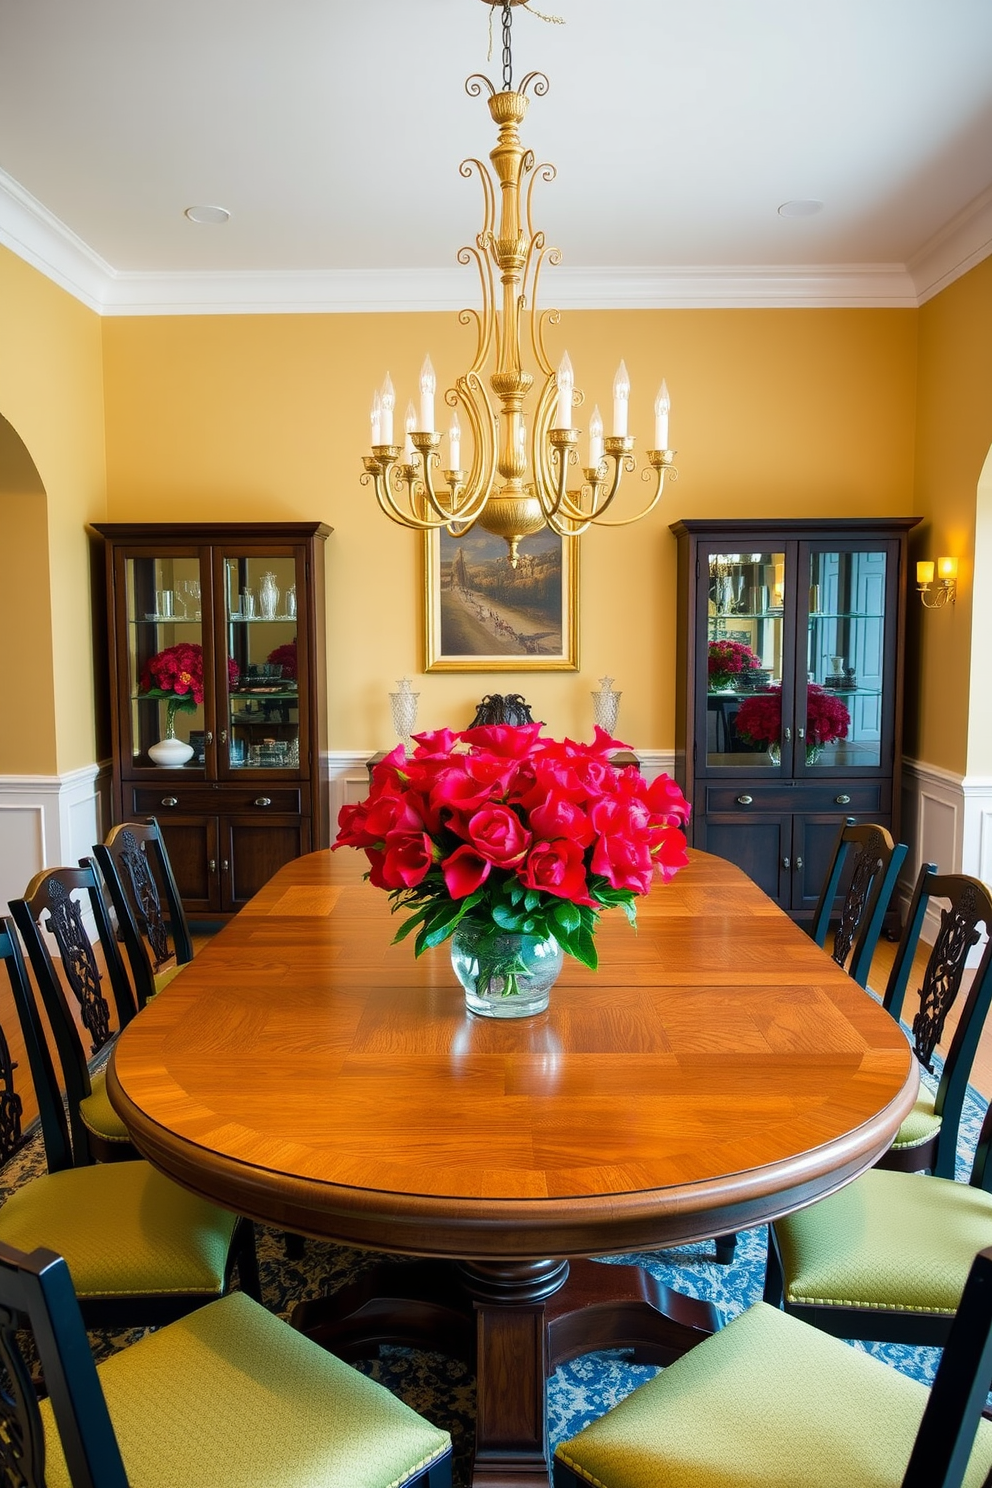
(900, 757), (992, 951)
(0, 763), (111, 912)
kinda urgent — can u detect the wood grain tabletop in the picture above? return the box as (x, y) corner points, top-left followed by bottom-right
(108, 846), (918, 1259)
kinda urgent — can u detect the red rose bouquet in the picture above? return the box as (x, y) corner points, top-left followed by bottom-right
(267, 640), (297, 680)
(335, 724), (690, 972)
(736, 684), (850, 750)
(140, 643), (239, 735)
(708, 639), (762, 691)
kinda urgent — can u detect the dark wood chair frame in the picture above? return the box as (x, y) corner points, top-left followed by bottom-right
(713, 819), (909, 1267)
(9, 865), (139, 1164)
(0, 1238), (449, 1488)
(764, 1097), (992, 1347)
(875, 864), (992, 1179)
(810, 817), (908, 988)
(0, 915), (259, 1327)
(93, 816), (194, 1011)
(556, 1242), (992, 1488)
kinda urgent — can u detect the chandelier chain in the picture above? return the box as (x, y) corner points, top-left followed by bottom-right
(502, 3), (513, 91)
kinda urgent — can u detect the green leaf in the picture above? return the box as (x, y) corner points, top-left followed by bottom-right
(492, 903), (526, 932)
(524, 889), (542, 912)
(552, 901), (582, 933)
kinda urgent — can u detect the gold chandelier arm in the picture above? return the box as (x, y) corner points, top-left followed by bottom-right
(460, 156), (496, 242)
(581, 464), (678, 526)
(456, 246), (495, 374)
(516, 71), (550, 100)
(528, 371), (559, 505)
(524, 159), (555, 248)
(450, 372), (499, 522)
(364, 461), (452, 531)
(532, 286), (562, 379)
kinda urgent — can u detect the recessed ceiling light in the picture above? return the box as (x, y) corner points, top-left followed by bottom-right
(777, 199), (824, 219)
(184, 205), (230, 225)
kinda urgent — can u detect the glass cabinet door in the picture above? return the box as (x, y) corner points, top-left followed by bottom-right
(705, 550), (788, 772)
(805, 548), (888, 771)
(126, 552), (206, 768)
(222, 553), (300, 772)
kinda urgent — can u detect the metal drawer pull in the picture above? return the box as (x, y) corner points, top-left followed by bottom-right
(205, 731), (214, 745)
(783, 727), (792, 741)
(795, 856), (803, 870)
(161, 796), (178, 808)
(835, 794), (851, 805)
(219, 730), (226, 744)
(783, 856), (791, 869)
(208, 858), (216, 873)
(254, 796), (272, 808)
(797, 726), (806, 740)
(736, 794), (753, 806)
(222, 859), (229, 872)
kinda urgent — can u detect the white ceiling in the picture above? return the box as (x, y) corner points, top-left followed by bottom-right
(1, 0), (992, 313)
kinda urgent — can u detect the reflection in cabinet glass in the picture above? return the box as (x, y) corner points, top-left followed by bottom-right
(672, 518), (918, 920)
(94, 522), (330, 919)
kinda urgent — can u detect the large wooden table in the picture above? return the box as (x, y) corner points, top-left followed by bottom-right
(109, 846), (917, 1487)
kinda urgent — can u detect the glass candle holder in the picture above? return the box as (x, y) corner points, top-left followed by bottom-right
(389, 677), (419, 751)
(592, 676), (621, 735)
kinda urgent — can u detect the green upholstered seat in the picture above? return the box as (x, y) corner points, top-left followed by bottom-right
(890, 1089), (941, 1150)
(553, 1300), (992, 1488)
(773, 1166), (992, 1315)
(79, 1066), (132, 1145)
(0, 1161), (237, 1299)
(39, 1290), (452, 1488)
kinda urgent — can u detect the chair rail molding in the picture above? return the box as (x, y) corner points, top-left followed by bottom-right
(0, 763), (111, 912)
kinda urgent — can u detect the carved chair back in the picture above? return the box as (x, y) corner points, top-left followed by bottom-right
(93, 818), (193, 1009)
(0, 917), (75, 1174)
(883, 864), (992, 1178)
(810, 818), (908, 988)
(0, 1240), (129, 1488)
(8, 866), (135, 1166)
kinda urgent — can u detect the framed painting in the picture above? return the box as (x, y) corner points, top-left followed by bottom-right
(424, 526), (578, 672)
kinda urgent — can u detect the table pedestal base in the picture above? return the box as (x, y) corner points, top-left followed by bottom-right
(292, 1255), (720, 1486)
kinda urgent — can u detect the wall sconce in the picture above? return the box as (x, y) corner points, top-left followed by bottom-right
(917, 556), (958, 609)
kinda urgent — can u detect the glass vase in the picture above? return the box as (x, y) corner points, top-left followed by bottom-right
(450, 923), (563, 1019)
(592, 676), (621, 735)
(389, 678), (419, 751)
(259, 572), (280, 620)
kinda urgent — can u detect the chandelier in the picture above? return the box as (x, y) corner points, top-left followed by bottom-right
(362, 0), (677, 566)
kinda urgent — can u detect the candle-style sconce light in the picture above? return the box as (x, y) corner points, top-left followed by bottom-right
(917, 556), (958, 609)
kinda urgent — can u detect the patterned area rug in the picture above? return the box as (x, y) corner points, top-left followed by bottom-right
(4, 1061), (983, 1488)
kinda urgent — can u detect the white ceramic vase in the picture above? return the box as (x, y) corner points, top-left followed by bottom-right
(148, 736), (194, 767)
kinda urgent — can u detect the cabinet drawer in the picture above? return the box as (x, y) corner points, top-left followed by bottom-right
(131, 786), (304, 815)
(705, 783), (883, 815)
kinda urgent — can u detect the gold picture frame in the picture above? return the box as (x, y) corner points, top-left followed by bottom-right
(424, 526), (578, 672)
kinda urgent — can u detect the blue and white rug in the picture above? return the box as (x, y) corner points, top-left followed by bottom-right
(6, 1059), (982, 1487)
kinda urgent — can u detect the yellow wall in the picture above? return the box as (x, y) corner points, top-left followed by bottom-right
(909, 255), (992, 775)
(102, 306), (918, 750)
(0, 246), (106, 773)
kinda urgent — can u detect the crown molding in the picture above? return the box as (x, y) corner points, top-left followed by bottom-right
(0, 159), (988, 316)
(908, 182), (992, 304)
(0, 166), (113, 313)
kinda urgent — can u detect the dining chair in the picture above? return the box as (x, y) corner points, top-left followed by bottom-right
(0, 1238), (452, 1488)
(809, 817), (908, 987)
(92, 817), (194, 1010)
(763, 1096), (992, 1347)
(712, 818), (908, 1267)
(875, 864), (992, 1178)
(9, 864), (139, 1163)
(0, 914), (259, 1327)
(553, 1243), (992, 1488)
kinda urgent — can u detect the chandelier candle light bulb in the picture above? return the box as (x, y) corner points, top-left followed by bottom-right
(370, 390), (382, 446)
(419, 356), (436, 433)
(380, 374), (395, 446)
(588, 406), (604, 468)
(403, 404), (417, 465)
(654, 381), (670, 451)
(612, 362), (630, 437)
(554, 353), (574, 430)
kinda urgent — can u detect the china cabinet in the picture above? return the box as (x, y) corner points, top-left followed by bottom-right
(93, 522), (330, 918)
(670, 517), (919, 920)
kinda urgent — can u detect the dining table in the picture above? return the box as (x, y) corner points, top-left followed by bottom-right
(108, 844), (918, 1487)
